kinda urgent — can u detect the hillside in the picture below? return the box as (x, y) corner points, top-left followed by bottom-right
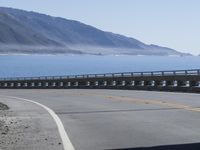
(0, 7), (190, 56)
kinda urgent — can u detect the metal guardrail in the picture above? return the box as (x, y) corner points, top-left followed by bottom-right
(0, 69), (200, 81)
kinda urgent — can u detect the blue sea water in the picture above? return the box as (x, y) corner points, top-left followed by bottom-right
(0, 55), (200, 78)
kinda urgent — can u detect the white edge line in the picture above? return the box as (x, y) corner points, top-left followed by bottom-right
(0, 95), (75, 150)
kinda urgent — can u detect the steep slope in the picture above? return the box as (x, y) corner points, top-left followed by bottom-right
(0, 12), (60, 46)
(0, 7), (190, 55)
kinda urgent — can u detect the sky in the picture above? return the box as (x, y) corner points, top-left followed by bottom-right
(1, 0), (200, 55)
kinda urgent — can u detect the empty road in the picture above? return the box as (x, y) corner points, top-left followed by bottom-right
(0, 89), (200, 150)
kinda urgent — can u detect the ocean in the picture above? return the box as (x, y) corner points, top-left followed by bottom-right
(0, 55), (200, 78)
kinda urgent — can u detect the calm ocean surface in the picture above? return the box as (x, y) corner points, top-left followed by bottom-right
(0, 55), (200, 78)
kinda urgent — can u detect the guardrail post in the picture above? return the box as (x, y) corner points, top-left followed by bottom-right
(197, 70), (200, 75)
(130, 81), (135, 86)
(95, 81), (99, 86)
(185, 70), (188, 75)
(131, 73), (134, 77)
(103, 81), (107, 86)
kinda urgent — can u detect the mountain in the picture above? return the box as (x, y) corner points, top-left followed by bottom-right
(0, 7), (191, 56)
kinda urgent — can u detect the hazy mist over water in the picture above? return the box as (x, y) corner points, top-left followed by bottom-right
(0, 55), (200, 78)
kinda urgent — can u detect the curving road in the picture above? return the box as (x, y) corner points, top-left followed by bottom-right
(0, 89), (200, 150)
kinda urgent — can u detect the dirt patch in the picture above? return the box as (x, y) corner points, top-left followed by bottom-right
(0, 102), (9, 110)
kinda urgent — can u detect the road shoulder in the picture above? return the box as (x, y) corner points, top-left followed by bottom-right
(0, 96), (63, 150)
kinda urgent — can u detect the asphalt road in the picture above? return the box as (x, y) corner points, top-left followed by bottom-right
(0, 89), (200, 150)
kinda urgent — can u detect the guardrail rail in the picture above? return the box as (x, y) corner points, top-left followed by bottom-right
(0, 69), (200, 93)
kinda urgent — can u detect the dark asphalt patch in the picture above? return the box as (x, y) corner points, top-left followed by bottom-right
(55, 107), (179, 115)
(0, 102), (9, 110)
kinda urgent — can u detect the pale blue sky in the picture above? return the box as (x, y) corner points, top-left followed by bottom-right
(1, 0), (200, 55)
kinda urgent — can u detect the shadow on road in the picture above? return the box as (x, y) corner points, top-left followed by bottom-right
(109, 143), (200, 150)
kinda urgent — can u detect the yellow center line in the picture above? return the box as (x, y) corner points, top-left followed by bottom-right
(77, 91), (200, 113)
